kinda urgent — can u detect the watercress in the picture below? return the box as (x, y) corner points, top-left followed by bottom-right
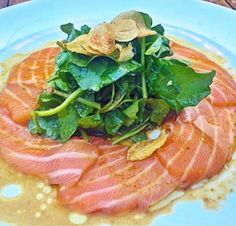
(28, 11), (215, 143)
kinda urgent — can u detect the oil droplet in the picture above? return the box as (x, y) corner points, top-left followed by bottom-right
(43, 185), (52, 194)
(16, 210), (21, 214)
(17, 173), (23, 177)
(46, 198), (53, 204)
(69, 212), (87, 225)
(35, 212), (42, 218)
(0, 184), (22, 199)
(134, 213), (145, 220)
(37, 182), (45, 189)
(36, 193), (44, 200)
(40, 204), (47, 211)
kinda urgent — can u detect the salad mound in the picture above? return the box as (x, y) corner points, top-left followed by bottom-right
(28, 11), (215, 160)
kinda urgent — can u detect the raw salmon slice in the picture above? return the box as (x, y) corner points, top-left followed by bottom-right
(0, 47), (60, 125)
(0, 107), (98, 186)
(58, 143), (178, 214)
(0, 44), (235, 214)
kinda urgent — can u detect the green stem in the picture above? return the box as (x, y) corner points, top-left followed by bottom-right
(53, 89), (101, 109)
(53, 89), (69, 98)
(32, 111), (43, 134)
(112, 122), (149, 145)
(35, 88), (83, 117)
(141, 38), (148, 99)
(77, 97), (101, 109)
(99, 93), (125, 114)
(79, 128), (89, 141)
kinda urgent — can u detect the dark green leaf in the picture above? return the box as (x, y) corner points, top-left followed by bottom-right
(80, 25), (91, 35)
(130, 131), (147, 143)
(148, 99), (170, 125)
(28, 116), (60, 140)
(116, 75), (137, 97)
(148, 59), (215, 111)
(56, 51), (94, 69)
(104, 110), (126, 136)
(152, 24), (165, 35)
(145, 24), (172, 59)
(136, 98), (148, 124)
(140, 12), (152, 28)
(60, 23), (91, 42)
(38, 92), (63, 110)
(60, 23), (81, 42)
(75, 93), (95, 117)
(123, 100), (139, 120)
(54, 77), (71, 92)
(145, 34), (173, 58)
(70, 57), (141, 91)
(78, 114), (102, 128)
(58, 105), (79, 142)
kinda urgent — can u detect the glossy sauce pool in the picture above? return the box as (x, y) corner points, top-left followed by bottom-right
(0, 39), (236, 226)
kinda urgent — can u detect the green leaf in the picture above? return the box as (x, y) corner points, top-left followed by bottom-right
(130, 131), (147, 143)
(116, 75), (137, 97)
(74, 93), (95, 117)
(145, 34), (173, 58)
(70, 57), (141, 91)
(54, 77), (71, 92)
(152, 24), (165, 35)
(123, 100), (139, 120)
(148, 99), (170, 125)
(38, 92), (63, 110)
(56, 51), (94, 69)
(60, 23), (90, 42)
(48, 72), (71, 92)
(28, 116), (60, 140)
(136, 98), (148, 124)
(140, 12), (152, 28)
(104, 110), (126, 136)
(145, 24), (173, 58)
(148, 59), (215, 111)
(80, 25), (91, 35)
(60, 23), (81, 42)
(58, 105), (79, 142)
(50, 69), (78, 92)
(78, 114), (102, 128)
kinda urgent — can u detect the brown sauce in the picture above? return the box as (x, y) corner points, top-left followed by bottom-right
(0, 39), (236, 226)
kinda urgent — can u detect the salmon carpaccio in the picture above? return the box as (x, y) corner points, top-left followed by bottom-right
(0, 44), (236, 214)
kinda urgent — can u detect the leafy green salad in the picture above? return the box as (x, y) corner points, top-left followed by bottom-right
(28, 11), (215, 144)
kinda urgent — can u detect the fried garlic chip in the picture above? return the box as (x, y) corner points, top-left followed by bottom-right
(112, 10), (156, 38)
(82, 42), (101, 55)
(88, 23), (116, 55)
(65, 34), (91, 55)
(127, 130), (167, 161)
(116, 43), (134, 62)
(111, 19), (139, 42)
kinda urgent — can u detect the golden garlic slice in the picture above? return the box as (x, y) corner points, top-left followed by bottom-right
(127, 130), (167, 161)
(88, 23), (116, 55)
(116, 43), (134, 62)
(112, 10), (156, 38)
(111, 19), (139, 42)
(82, 42), (102, 55)
(65, 34), (91, 55)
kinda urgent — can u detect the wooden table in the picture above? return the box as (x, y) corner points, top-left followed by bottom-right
(0, 0), (236, 9)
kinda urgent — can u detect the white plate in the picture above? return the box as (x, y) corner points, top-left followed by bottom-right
(0, 0), (236, 225)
